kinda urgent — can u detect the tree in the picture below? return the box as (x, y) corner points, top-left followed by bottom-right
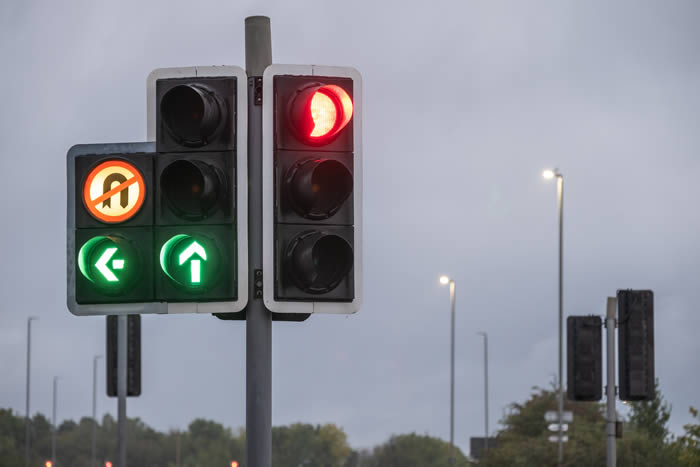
(272, 422), (351, 467)
(363, 433), (470, 467)
(627, 378), (671, 442)
(674, 407), (700, 466)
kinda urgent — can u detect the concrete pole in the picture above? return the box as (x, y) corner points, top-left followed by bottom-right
(606, 297), (617, 467)
(245, 15), (273, 467)
(556, 174), (564, 466)
(117, 315), (127, 467)
(52, 376), (58, 465)
(25, 316), (37, 467)
(448, 280), (456, 465)
(92, 354), (102, 467)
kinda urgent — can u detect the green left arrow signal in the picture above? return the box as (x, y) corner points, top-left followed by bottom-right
(95, 247), (125, 282)
(78, 236), (134, 291)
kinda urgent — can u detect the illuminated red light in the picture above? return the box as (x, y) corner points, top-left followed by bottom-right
(291, 84), (353, 144)
(231, 462), (239, 467)
(106, 462), (113, 467)
(45, 462), (53, 467)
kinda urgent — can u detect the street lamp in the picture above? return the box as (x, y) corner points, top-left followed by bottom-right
(25, 316), (38, 467)
(543, 168), (564, 465)
(439, 275), (456, 465)
(477, 332), (489, 450)
(52, 376), (59, 466)
(92, 354), (103, 467)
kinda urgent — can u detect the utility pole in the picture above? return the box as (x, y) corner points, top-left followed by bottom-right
(52, 376), (58, 466)
(92, 354), (102, 467)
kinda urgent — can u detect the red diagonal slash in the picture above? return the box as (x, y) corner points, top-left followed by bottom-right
(91, 177), (139, 207)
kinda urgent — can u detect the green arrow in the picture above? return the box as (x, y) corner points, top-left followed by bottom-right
(178, 241), (207, 284)
(178, 241), (207, 264)
(95, 247), (119, 282)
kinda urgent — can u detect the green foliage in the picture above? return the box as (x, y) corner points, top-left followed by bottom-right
(627, 378), (672, 442)
(362, 432), (470, 467)
(673, 406), (700, 466)
(272, 422), (351, 467)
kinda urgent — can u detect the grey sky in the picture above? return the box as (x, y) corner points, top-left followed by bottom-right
(1, 0), (699, 456)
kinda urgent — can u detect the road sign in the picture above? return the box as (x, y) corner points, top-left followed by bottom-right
(548, 435), (569, 443)
(545, 410), (573, 423)
(548, 423), (569, 432)
(83, 160), (146, 223)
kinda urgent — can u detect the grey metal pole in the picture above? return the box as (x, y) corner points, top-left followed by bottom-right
(52, 376), (58, 465)
(478, 332), (489, 450)
(92, 354), (102, 467)
(449, 280), (456, 465)
(117, 315), (127, 467)
(245, 15), (272, 467)
(556, 174), (564, 465)
(25, 316), (37, 467)
(606, 297), (617, 467)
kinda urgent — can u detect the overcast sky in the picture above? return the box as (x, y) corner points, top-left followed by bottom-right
(1, 0), (699, 457)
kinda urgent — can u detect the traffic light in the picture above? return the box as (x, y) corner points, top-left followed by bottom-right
(106, 315), (141, 397)
(262, 65), (362, 314)
(67, 66), (247, 315)
(231, 462), (239, 467)
(567, 315), (602, 401)
(618, 289), (655, 401)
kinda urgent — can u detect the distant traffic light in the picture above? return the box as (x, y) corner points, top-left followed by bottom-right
(105, 462), (113, 467)
(617, 290), (654, 401)
(567, 316), (602, 401)
(45, 461), (52, 467)
(67, 67), (248, 315)
(262, 65), (362, 314)
(106, 315), (141, 397)
(231, 462), (239, 467)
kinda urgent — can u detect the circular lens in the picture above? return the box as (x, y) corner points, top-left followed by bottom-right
(290, 84), (353, 145)
(287, 159), (352, 219)
(78, 235), (137, 294)
(309, 91), (338, 137)
(161, 160), (223, 220)
(160, 84), (223, 147)
(288, 231), (353, 294)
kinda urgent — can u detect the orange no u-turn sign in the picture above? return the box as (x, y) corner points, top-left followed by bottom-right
(83, 160), (146, 223)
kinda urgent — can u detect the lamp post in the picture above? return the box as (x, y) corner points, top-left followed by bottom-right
(439, 275), (456, 465)
(543, 168), (564, 465)
(92, 355), (102, 467)
(477, 332), (489, 450)
(25, 316), (38, 467)
(52, 376), (59, 466)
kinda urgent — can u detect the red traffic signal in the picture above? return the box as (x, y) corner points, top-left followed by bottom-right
(45, 462), (53, 467)
(105, 462), (113, 467)
(231, 462), (239, 467)
(290, 84), (353, 144)
(263, 65), (362, 314)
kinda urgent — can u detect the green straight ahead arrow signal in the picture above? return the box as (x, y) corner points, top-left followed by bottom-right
(178, 241), (207, 284)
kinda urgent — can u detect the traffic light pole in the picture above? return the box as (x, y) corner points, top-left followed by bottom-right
(245, 16), (273, 467)
(117, 315), (127, 467)
(605, 297), (617, 467)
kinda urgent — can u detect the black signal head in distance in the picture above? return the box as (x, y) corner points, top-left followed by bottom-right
(157, 77), (236, 152)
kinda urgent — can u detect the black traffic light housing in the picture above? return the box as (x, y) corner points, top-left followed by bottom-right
(106, 315), (141, 397)
(617, 289), (655, 401)
(67, 67), (248, 317)
(567, 315), (602, 401)
(263, 66), (362, 313)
